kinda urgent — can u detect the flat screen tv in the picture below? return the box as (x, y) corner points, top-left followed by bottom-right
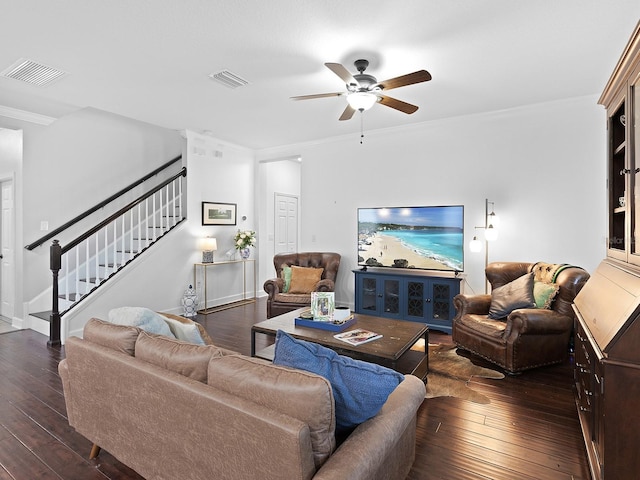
(357, 205), (464, 272)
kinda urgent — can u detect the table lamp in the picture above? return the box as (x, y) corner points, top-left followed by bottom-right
(202, 237), (217, 263)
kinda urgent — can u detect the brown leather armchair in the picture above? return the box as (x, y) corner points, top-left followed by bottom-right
(452, 261), (590, 374)
(263, 252), (341, 318)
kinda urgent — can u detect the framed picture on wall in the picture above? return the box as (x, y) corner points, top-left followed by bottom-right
(202, 202), (237, 225)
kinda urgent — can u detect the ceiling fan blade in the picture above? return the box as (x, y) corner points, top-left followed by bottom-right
(290, 92), (343, 100)
(376, 70), (432, 91)
(378, 95), (419, 114)
(339, 104), (356, 121)
(325, 63), (359, 87)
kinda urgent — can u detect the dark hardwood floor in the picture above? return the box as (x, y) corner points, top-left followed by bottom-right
(0, 298), (589, 479)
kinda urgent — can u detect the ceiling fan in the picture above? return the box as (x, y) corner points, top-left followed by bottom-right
(291, 59), (432, 121)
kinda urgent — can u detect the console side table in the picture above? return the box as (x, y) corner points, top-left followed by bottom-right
(194, 259), (256, 314)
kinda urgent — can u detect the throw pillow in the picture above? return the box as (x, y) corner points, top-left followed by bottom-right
(160, 314), (205, 345)
(273, 330), (404, 433)
(533, 281), (560, 309)
(281, 265), (292, 293)
(488, 272), (536, 319)
(288, 266), (324, 294)
(108, 307), (175, 338)
(208, 355), (335, 468)
(159, 312), (217, 346)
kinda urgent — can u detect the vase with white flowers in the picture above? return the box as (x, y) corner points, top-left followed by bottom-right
(234, 229), (256, 259)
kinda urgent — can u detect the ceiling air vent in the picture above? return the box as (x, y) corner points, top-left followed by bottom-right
(208, 69), (249, 89)
(1, 58), (68, 87)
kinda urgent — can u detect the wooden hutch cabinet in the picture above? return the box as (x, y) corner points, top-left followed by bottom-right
(602, 22), (640, 266)
(572, 21), (640, 480)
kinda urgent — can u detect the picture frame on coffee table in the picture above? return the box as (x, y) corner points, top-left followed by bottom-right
(311, 292), (335, 321)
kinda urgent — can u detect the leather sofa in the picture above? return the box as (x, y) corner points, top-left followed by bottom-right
(452, 261), (589, 374)
(263, 252), (341, 318)
(59, 318), (425, 480)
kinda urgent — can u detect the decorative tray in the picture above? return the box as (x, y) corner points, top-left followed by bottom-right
(294, 316), (356, 332)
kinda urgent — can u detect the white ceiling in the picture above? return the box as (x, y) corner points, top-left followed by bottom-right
(1, 1), (639, 150)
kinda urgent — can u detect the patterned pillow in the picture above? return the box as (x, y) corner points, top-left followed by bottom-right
(533, 281), (560, 309)
(273, 330), (404, 433)
(281, 265), (292, 293)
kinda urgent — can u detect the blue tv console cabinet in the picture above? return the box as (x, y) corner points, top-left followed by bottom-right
(353, 269), (462, 334)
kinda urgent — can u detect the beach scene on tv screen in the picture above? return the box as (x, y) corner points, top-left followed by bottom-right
(358, 206), (464, 271)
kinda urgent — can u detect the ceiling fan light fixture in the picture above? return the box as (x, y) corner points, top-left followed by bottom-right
(346, 91), (377, 111)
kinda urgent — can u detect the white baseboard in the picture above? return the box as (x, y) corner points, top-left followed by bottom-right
(27, 315), (50, 336)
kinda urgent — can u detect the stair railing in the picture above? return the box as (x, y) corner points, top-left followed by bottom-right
(24, 156), (186, 347)
(46, 168), (186, 346)
(25, 155), (183, 251)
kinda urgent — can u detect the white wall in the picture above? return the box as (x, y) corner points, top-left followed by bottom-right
(20, 107), (184, 303)
(0, 104), (260, 336)
(63, 130), (257, 340)
(257, 96), (606, 303)
(2, 100), (263, 337)
(185, 131), (256, 307)
(0, 94), (608, 334)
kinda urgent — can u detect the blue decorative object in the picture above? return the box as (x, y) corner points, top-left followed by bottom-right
(182, 284), (198, 317)
(239, 247), (251, 259)
(273, 330), (404, 432)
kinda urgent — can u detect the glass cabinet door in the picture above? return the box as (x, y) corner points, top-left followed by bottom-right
(382, 278), (400, 314)
(361, 277), (378, 312)
(431, 282), (452, 320)
(608, 100), (627, 257)
(406, 280), (425, 317)
(631, 68), (640, 263)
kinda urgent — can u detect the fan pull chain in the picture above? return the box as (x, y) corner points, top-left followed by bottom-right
(360, 110), (364, 144)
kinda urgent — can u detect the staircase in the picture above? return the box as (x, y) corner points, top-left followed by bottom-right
(25, 156), (186, 346)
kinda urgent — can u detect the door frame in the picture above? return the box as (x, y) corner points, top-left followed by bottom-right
(0, 173), (15, 321)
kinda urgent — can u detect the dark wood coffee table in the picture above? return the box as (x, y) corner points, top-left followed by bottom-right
(251, 309), (429, 381)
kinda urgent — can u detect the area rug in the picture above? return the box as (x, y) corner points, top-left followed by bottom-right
(413, 341), (505, 404)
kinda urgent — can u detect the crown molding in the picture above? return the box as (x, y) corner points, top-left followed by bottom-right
(0, 105), (56, 125)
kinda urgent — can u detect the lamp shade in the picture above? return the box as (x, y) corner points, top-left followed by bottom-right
(469, 236), (483, 252)
(346, 92), (377, 111)
(203, 237), (217, 252)
(201, 237), (217, 263)
(484, 225), (498, 242)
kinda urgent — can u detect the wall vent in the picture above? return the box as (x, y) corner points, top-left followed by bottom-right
(208, 69), (249, 89)
(1, 58), (68, 87)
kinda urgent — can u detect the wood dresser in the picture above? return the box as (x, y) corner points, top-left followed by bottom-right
(573, 260), (640, 480)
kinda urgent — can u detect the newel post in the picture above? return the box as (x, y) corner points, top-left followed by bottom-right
(48, 239), (62, 347)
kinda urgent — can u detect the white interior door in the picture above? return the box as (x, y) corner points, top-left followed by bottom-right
(1, 180), (14, 318)
(275, 193), (298, 254)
